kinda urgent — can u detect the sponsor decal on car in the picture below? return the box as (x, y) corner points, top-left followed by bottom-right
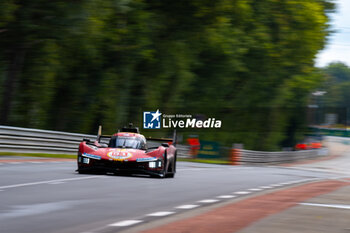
(107, 149), (133, 161)
(136, 157), (157, 162)
(82, 153), (101, 160)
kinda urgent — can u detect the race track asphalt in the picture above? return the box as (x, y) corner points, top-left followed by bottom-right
(0, 157), (339, 233)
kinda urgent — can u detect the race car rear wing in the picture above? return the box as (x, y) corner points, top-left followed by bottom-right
(146, 130), (177, 146)
(87, 125), (177, 146)
(97, 125), (111, 143)
(82, 126), (110, 145)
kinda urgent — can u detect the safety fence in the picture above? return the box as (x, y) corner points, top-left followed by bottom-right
(325, 135), (350, 144)
(0, 125), (95, 154)
(0, 125), (191, 157)
(0, 125), (331, 163)
(233, 148), (328, 165)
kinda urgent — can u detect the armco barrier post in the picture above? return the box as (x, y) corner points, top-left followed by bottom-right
(230, 148), (241, 165)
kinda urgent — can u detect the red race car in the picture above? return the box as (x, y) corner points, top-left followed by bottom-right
(77, 124), (177, 178)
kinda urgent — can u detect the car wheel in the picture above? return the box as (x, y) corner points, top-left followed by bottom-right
(165, 161), (176, 178)
(78, 169), (89, 174)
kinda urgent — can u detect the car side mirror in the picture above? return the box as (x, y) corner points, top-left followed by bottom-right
(161, 143), (169, 147)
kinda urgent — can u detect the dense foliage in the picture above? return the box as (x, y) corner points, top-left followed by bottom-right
(322, 62), (350, 108)
(0, 0), (334, 150)
(318, 62), (350, 126)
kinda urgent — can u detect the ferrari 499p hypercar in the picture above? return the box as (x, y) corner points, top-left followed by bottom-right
(77, 125), (177, 178)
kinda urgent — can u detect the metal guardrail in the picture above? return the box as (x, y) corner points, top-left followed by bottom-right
(0, 125), (331, 162)
(325, 136), (350, 145)
(238, 148), (328, 165)
(175, 144), (191, 158)
(0, 125), (191, 156)
(0, 125), (96, 154)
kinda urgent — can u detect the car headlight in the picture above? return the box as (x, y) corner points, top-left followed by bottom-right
(82, 157), (90, 164)
(149, 160), (162, 168)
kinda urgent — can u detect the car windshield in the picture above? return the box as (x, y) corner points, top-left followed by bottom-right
(109, 136), (145, 149)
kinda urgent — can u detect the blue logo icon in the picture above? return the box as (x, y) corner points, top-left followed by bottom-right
(143, 109), (162, 129)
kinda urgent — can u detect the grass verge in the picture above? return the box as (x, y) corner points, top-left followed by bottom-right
(178, 157), (230, 165)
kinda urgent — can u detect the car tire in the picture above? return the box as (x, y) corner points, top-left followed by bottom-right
(78, 169), (89, 174)
(165, 160), (176, 178)
(168, 153), (177, 178)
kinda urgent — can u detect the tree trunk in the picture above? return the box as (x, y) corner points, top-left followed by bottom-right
(0, 47), (26, 124)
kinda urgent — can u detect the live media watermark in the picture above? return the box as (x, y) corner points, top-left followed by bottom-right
(143, 110), (222, 129)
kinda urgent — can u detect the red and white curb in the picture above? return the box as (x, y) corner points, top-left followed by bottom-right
(102, 177), (325, 231)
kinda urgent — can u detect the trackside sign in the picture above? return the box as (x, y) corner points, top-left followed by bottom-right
(143, 110), (222, 129)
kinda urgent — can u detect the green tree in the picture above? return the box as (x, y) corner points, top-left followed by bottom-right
(322, 62), (350, 115)
(0, 0), (335, 150)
